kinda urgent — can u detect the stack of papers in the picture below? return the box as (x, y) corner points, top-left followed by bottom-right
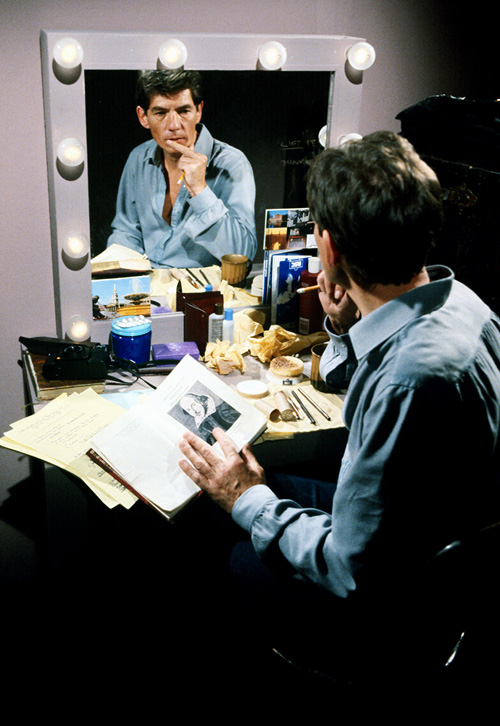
(1, 389), (137, 509)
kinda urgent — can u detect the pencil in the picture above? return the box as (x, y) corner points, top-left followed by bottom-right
(297, 284), (320, 294)
(177, 171), (185, 185)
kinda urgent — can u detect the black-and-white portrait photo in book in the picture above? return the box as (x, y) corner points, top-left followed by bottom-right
(172, 382), (241, 445)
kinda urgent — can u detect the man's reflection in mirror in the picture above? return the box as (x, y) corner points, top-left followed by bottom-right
(107, 70), (257, 268)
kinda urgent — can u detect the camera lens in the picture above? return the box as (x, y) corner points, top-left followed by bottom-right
(63, 345), (85, 357)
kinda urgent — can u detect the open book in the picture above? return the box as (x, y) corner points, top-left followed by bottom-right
(88, 355), (268, 520)
(91, 243), (152, 276)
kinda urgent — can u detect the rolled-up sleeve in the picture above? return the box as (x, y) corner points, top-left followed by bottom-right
(319, 319), (358, 391)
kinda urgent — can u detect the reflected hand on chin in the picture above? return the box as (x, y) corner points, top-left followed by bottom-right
(178, 427), (266, 513)
(166, 139), (207, 196)
(318, 271), (359, 335)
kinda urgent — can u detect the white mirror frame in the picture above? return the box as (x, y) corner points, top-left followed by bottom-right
(40, 31), (368, 343)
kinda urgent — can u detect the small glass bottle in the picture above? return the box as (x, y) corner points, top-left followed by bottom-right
(208, 303), (224, 343)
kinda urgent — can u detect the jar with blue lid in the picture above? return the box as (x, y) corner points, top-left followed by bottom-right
(111, 316), (152, 365)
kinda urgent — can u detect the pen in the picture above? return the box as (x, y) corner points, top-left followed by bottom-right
(291, 390), (316, 425)
(297, 387), (331, 420)
(177, 171), (185, 185)
(297, 284), (320, 294)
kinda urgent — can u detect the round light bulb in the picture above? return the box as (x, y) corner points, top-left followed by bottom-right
(158, 39), (188, 69)
(63, 232), (90, 259)
(346, 42), (376, 71)
(258, 41), (287, 70)
(53, 37), (84, 69)
(338, 133), (363, 146)
(318, 125), (328, 148)
(66, 315), (91, 342)
(56, 138), (86, 167)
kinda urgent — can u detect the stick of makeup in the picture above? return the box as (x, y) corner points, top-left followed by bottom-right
(178, 171), (185, 185)
(297, 284), (320, 294)
(274, 391), (296, 421)
(286, 393), (303, 420)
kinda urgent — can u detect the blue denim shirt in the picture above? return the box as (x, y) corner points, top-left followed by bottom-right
(232, 267), (500, 598)
(107, 124), (257, 268)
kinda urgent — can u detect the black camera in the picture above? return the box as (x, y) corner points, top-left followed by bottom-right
(42, 344), (109, 381)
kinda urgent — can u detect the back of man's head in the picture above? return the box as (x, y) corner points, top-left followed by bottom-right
(136, 70), (203, 111)
(307, 131), (443, 288)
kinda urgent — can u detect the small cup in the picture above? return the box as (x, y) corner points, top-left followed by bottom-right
(310, 343), (332, 392)
(221, 254), (252, 286)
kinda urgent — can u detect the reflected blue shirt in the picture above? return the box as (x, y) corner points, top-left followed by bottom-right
(232, 267), (500, 598)
(107, 124), (257, 268)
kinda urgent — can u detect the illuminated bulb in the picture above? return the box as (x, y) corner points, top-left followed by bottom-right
(63, 232), (90, 259)
(318, 126), (328, 148)
(56, 138), (86, 167)
(346, 42), (376, 71)
(53, 37), (84, 69)
(339, 133), (363, 146)
(258, 41), (287, 70)
(66, 315), (91, 343)
(158, 39), (188, 69)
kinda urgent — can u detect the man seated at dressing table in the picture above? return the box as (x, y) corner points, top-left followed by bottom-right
(10, 132), (500, 705)
(177, 131), (500, 677)
(107, 69), (258, 269)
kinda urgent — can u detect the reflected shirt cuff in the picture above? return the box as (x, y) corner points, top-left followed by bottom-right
(188, 184), (219, 214)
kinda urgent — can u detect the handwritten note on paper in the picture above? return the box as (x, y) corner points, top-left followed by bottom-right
(3, 390), (136, 509)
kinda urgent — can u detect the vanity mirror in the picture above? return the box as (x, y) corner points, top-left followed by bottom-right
(40, 31), (374, 343)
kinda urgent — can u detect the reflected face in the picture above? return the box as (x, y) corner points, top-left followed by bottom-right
(136, 89), (203, 160)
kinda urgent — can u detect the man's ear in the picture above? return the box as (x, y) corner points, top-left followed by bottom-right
(136, 105), (150, 130)
(196, 100), (204, 124)
(321, 228), (342, 268)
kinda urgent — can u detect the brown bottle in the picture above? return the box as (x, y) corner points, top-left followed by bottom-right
(298, 257), (324, 334)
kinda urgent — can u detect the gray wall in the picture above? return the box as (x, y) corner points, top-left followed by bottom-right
(0, 0), (493, 505)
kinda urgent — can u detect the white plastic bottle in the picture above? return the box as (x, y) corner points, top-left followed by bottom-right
(208, 303), (224, 343)
(222, 308), (234, 344)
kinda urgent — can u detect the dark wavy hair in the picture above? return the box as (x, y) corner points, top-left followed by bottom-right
(306, 131), (443, 288)
(136, 70), (203, 111)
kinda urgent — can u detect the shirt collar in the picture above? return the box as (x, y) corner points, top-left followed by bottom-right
(148, 123), (214, 167)
(349, 265), (454, 361)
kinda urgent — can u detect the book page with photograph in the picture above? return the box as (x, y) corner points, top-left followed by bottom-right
(90, 355), (268, 516)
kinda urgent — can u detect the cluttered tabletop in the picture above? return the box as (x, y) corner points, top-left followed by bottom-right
(198, 317), (345, 444)
(7, 251), (347, 518)
(8, 318), (346, 519)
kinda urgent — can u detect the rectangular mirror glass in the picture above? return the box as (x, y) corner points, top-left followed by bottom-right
(40, 31), (366, 341)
